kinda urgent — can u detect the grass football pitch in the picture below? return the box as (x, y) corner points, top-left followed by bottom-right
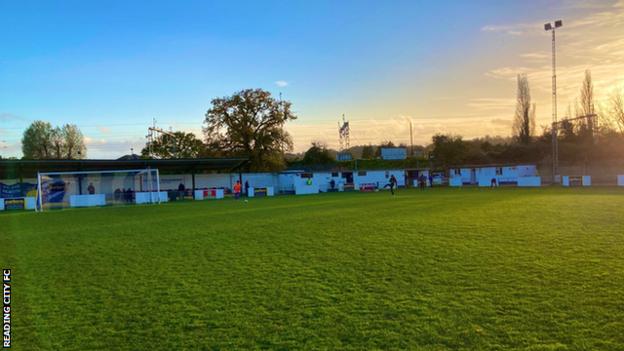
(2, 187), (624, 350)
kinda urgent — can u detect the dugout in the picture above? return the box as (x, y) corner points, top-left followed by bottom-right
(0, 158), (248, 201)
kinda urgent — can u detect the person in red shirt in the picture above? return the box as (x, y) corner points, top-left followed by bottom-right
(233, 180), (242, 199)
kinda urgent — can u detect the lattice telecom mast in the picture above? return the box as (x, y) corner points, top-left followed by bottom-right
(338, 114), (350, 151)
(146, 118), (181, 158)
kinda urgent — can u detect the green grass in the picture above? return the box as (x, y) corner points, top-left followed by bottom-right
(2, 188), (624, 350)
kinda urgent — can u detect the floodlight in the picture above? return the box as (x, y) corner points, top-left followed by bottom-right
(543, 19), (564, 182)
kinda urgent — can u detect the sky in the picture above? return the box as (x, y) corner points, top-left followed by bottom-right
(1, 0), (623, 158)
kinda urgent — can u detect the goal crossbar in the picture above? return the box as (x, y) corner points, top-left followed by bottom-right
(38, 169), (153, 176)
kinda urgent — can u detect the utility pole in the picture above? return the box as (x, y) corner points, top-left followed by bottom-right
(409, 120), (414, 157)
(545, 20), (562, 183)
(147, 118), (156, 158)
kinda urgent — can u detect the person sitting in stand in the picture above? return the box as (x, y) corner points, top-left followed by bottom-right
(87, 182), (95, 195)
(178, 183), (186, 200)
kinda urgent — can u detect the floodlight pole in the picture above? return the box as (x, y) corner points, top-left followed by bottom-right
(551, 27), (558, 184)
(409, 120), (414, 157)
(545, 20), (562, 184)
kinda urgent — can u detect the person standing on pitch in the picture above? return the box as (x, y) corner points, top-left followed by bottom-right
(178, 182), (186, 200)
(388, 174), (397, 195)
(233, 180), (242, 199)
(419, 174), (427, 190)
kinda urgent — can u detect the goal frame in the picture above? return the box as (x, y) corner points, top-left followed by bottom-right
(36, 168), (161, 212)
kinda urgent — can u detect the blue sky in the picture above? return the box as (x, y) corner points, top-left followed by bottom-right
(1, 0), (623, 158)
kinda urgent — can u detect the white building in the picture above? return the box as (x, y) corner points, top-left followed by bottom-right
(449, 165), (539, 186)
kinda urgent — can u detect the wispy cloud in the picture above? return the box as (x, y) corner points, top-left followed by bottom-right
(467, 98), (516, 111)
(482, 0), (624, 128)
(480, 22), (542, 36)
(0, 113), (27, 122)
(83, 136), (106, 146)
(275, 80), (289, 88)
(490, 118), (513, 127)
(96, 126), (111, 134)
(483, 0), (624, 37)
(520, 52), (550, 61)
(564, 0), (616, 10)
(0, 140), (20, 156)
(83, 136), (145, 159)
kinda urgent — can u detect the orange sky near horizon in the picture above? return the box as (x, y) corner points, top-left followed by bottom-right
(1, 0), (623, 158)
(284, 0), (624, 152)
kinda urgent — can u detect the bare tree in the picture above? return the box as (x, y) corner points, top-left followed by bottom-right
(610, 89), (624, 134)
(62, 124), (86, 159)
(530, 103), (536, 137)
(578, 69), (596, 137)
(512, 74), (535, 144)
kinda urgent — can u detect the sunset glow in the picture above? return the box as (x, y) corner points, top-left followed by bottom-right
(1, 0), (623, 157)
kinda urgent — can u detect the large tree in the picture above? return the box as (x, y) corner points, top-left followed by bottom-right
(361, 144), (375, 159)
(22, 120), (54, 159)
(22, 121), (86, 159)
(302, 141), (334, 165)
(204, 88), (297, 170)
(430, 134), (466, 167)
(142, 131), (205, 159)
(512, 74), (536, 144)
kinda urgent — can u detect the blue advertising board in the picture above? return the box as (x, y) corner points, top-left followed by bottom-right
(380, 148), (407, 160)
(0, 182), (37, 198)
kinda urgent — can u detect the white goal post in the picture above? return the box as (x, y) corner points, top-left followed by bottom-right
(36, 168), (163, 212)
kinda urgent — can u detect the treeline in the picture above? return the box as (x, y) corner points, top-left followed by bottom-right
(15, 89), (296, 171)
(294, 70), (624, 169)
(13, 74), (624, 171)
(21, 121), (87, 159)
(427, 132), (624, 168)
(428, 70), (624, 168)
(292, 128), (624, 171)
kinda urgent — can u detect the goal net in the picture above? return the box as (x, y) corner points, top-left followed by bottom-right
(36, 168), (164, 211)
